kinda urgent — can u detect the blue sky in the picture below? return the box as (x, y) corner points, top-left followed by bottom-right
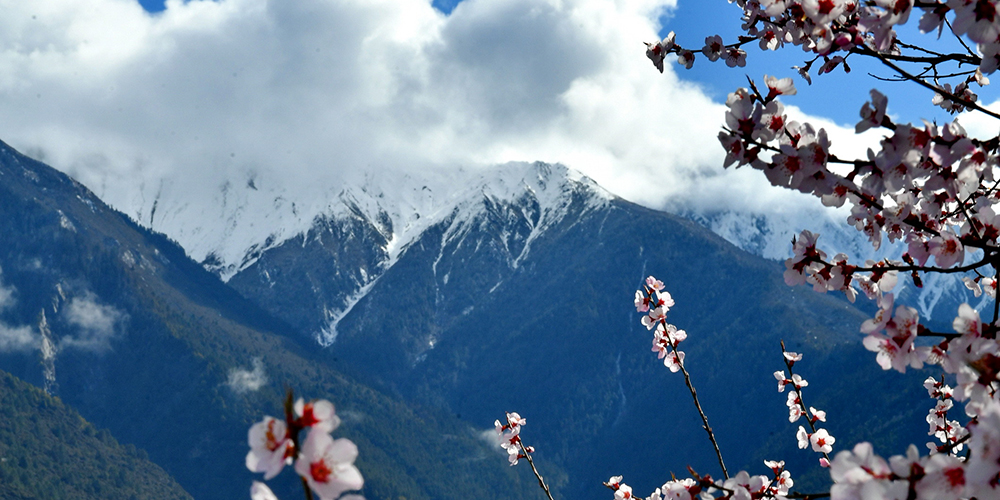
(137, 0), (166, 12)
(658, 1), (997, 126)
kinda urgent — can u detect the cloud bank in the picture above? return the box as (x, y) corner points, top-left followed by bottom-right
(0, 0), (887, 263)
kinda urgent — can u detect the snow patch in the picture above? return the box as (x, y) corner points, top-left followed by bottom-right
(316, 278), (379, 346)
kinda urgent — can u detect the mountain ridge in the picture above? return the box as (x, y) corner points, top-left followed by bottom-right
(0, 138), (539, 500)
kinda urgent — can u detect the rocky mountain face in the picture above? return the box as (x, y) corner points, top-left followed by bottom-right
(0, 140), (535, 500)
(222, 162), (935, 497)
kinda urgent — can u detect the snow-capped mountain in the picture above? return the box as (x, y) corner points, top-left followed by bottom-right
(202, 159), (932, 496)
(224, 161), (613, 345)
(0, 139), (534, 500)
(2, 142), (936, 499)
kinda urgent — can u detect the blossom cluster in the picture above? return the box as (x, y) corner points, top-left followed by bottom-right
(631, 4), (1000, 499)
(492, 411), (555, 500)
(246, 395), (363, 500)
(606, 461), (794, 500)
(775, 349), (835, 464)
(924, 376), (968, 454)
(494, 412), (534, 466)
(705, 51), (1000, 500)
(635, 276), (686, 372)
(710, 73), (1000, 405)
(646, 0), (1000, 90)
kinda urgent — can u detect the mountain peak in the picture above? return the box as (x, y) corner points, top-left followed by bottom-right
(198, 161), (612, 281)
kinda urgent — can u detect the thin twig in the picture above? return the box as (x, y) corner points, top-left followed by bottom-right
(301, 477), (316, 500)
(506, 413), (555, 500)
(855, 46), (1000, 121)
(664, 319), (730, 480)
(780, 341), (830, 465)
(520, 445), (555, 500)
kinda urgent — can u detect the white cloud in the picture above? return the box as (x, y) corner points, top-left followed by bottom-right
(478, 427), (503, 450)
(0, 0), (882, 264)
(226, 357), (267, 394)
(0, 271), (37, 352)
(0, 269), (15, 311)
(0, 324), (39, 352)
(61, 292), (124, 351)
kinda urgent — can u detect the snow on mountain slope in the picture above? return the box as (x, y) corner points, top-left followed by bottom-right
(303, 162), (615, 345)
(141, 161), (611, 283)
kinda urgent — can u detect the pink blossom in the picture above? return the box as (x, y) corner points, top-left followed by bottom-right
(932, 82), (978, 113)
(634, 290), (650, 313)
(981, 42), (1000, 73)
(663, 350), (685, 372)
(929, 231), (965, 268)
(774, 470), (793, 495)
(761, 0), (789, 16)
(830, 442), (893, 498)
(246, 416), (294, 480)
(983, 278), (998, 298)
(796, 426), (810, 449)
(920, 453), (968, 499)
(810, 408), (827, 424)
(788, 398), (805, 422)
(507, 446), (523, 465)
(702, 35), (725, 61)
(950, 0), (1000, 44)
(754, 100), (787, 143)
(660, 478), (697, 500)
(764, 75), (797, 100)
(613, 483), (633, 500)
(676, 50), (695, 69)
(861, 293), (895, 334)
(645, 276), (665, 291)
(294, 429), (364, 500)
(774, 370), (789, 392)
(724, 47), (747, 68)
(642, 306), (667, 330)
(759, 29), (782, 50)
(803, 0), (850, 24)
(918, 4), (949, 35)
(863, 304), (928, 372)
(295, 398), (341, 433)
(654, 290), (675, 309)
(506, 412), (526, 432)
(251, 481), (279, 500)
(644, 33), (675, 74)
(856, 89), (888, 133)
(966, 400), (1000, 497)
(953, 303), (982, 337)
